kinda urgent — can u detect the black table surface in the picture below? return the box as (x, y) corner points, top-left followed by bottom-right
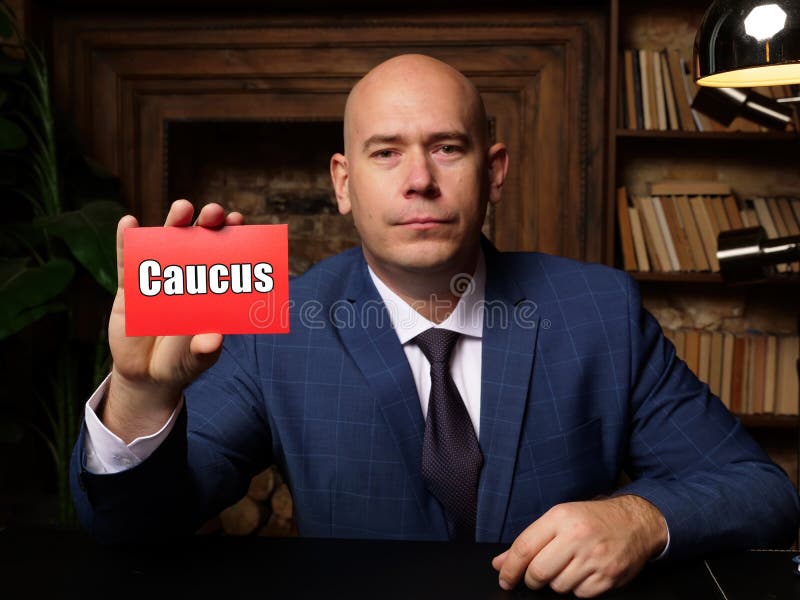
(1, 528), (798, 599)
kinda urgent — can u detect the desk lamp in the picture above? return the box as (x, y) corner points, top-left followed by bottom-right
(695, 0), (800, 87)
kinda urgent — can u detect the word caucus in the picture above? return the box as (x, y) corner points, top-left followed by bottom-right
(124, 224), (288, 335)
(138, 260), (274, 296)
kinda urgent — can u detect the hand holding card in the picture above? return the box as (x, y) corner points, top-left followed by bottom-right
(101, 200), (286, 444)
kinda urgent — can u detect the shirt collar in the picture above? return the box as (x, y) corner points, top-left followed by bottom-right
(367, 250), (486, 345)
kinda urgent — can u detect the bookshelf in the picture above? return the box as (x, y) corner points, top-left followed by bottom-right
(607, 0), (800, 484)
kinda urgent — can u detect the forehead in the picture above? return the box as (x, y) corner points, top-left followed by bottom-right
(345, 69), (479, 147)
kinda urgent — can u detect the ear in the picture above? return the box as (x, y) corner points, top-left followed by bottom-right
(486, 143), (509, 206)
(330, 153), (352, 215)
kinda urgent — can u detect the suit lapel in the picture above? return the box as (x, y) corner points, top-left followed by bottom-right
(334, 255), (449, 537)
(477, 243), (540, 542)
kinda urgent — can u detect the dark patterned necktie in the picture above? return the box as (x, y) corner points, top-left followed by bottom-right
(414, 327), (483, 541)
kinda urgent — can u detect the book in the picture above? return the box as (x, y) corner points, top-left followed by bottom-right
(792, 198), (800, 231)
(777, 197), (800, 235)
(699, 331), (712, 384)
(623, 50), (638, 130)
(652, 197), (680, 270)
(720, 332), (734, 409)
(684, 329), (701, 377)
(659, 50), (680, 131)
(616, 187), (637, 271)
(767, 197), (789, 237)
(752, 196), (780, 238)
(690, 195), (721, 271)
(740, 205), (759, 228)
(676, 195), (710, 271)
(649, 181), (731, 196)
(639, 49), (653, 130)
(730, 335), (747, 415)
(628, 207), (650, 271)
(776, 197), (800, 271)
(645, 49), (660, 130)
(764, 335), (777, 414)
(702, 196), (722, 240)
(749, 336), (761, 414)
(709, 196), (731, 233)
(751, 335), (767, 414)
(634, 195), (669, 271)
(652, 50), (668, 130)
(666, 49), (695, 131)
(751, 196), (786, 272)
(723, 196), (744, 230)
(680, 54), (715, 132)
(775, 336), (799, 415)
(709, 331), (724, 398)
(660, 196), (694, 271)
(631, 49), (644, 130)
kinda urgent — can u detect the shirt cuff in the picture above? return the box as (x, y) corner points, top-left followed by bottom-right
(653, 518), (671, 560)
(83, 373), (184, 474)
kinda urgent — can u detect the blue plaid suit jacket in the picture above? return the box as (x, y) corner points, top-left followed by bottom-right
(71, 241), (800, 556)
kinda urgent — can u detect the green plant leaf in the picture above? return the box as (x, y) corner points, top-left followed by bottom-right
(0, 258), (73, 339)
(36, 201), (123, 294)
(0, 90), (8, 108)
(0, 116), (26, 150)
(0, 7), (14, 39)
(0, 301), (66, 339)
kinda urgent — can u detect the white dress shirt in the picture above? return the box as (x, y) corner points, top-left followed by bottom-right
(82, 252), (486, 474)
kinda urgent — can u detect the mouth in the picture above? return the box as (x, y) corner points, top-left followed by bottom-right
(396, 217), (453, 231)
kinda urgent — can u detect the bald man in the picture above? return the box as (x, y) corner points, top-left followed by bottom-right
(71, 55), (799, 598)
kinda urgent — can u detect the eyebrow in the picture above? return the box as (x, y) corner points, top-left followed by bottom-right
(362, 131), (472, 153)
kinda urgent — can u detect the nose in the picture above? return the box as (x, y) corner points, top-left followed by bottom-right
(403, 148), (440, 199)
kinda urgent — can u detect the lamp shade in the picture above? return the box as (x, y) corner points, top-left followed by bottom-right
(694, 0), (800, 86)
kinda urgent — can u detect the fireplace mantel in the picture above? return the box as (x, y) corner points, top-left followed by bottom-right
(42, 6), (607, 263)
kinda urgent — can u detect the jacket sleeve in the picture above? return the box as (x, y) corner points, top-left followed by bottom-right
(614, 274), (800, 558)
(70, 334), (272, 544)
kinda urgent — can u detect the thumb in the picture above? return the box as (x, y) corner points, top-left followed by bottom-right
(189, 333), (224, 372)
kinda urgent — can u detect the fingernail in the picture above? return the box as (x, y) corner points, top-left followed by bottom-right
(499, 578), (511, 591)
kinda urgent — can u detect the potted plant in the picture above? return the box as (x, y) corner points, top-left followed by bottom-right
(0, 1), (124, 526)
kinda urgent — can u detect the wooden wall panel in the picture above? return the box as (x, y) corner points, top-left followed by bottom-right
(49, 10), (607, 262)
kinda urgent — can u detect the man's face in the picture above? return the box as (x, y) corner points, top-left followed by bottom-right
(331, 58), (507, 283)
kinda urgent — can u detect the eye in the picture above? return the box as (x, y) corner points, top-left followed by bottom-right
(436, 144), (462, 156)
(371, 149), (397, 160)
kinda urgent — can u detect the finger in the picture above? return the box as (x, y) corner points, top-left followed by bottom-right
(164, 199), (196, 227)
(190, 333), (224, 356)
(116, 215), (140, 290)
(491, 550), (509, 571)
(194, 202), (227, 229)
(498, 520), (556, 591)
(573, 572), (614, 599)
(523, 537), (575, 591)
(225, 211), (245, 226)
(187, 333), (224, 379)
(545, 557), (593, 595)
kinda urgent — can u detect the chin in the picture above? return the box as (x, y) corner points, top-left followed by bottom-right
(395, 246), (463, 274)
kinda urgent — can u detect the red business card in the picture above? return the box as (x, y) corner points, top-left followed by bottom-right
(124, 225), (289, 336)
